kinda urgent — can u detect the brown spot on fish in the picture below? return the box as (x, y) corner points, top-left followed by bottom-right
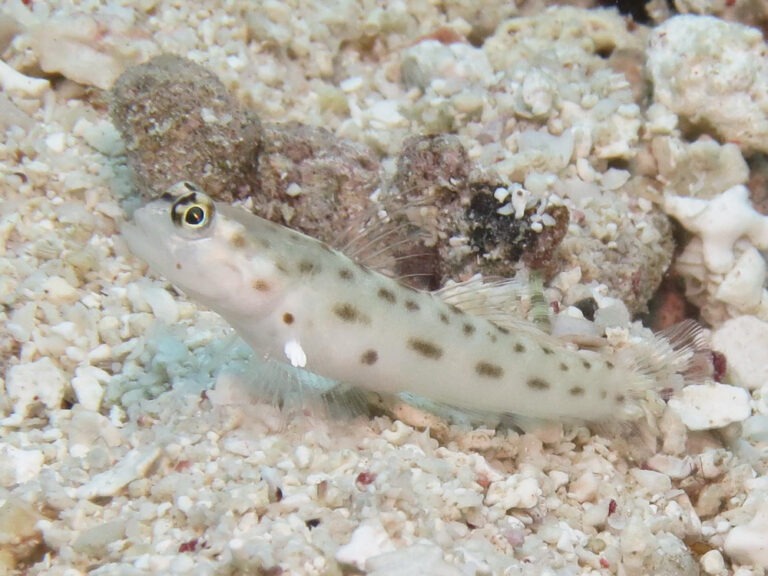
(175, 262), (182, 270)
(559, 362), (569, 371)
(600, 390), (608, 399)
(527, 378), (550, 391)
(495, 324), (510, 334)
(476, 361), (503, 378)
(299, 260), (318, 274)
(615, 394), (626, 404)
(256, 237), (271, 249)
(333, 303), (370, 324)
(569, 386), (585, 396)
(253, 279), (271, 292)
(407, 338), (443, 359)
(439, 312), (449, 324)
(463, 323), (475, 336)
(377, 287), (396, 304)
(606, 361), (615, 369)
(514, 342), (526, 353)
(582, 360), (592, 370)
(541, 345), (554, 355)
(230, 233), (246, 248)
(282, 312), (294, 325)
(404, 299), (420, 312)
(361, 349), (378, 365)
(339, 268), (354, 281)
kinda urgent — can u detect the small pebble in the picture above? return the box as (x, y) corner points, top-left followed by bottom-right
(0, 59), (50, 97)
(668, 383), (752, 430)
(701, 549), (726, 575)
(45, 132), (66, 153)
(741, 415), (768, 442)
(6, 357), (68, 418)
(72, 519), (127, 556)
(712, 316), (768, 390)
(630, 468), (672, 494)
(485, 475), (541, 509)
(724, 503), (768, 569)
(136, 281), (180, 324)
(71, 367), (106, 412)
(366, 543), (464, 576)
(76, 447), (162, 499)
(568, 470), (599, 502)
(645, 454), (694, 479)
(0, 445), (44, 487)
(335, 519), (395, 570)
(42, 275), (80, 304)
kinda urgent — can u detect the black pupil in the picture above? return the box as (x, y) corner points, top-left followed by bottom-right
(185, 205), (205, 226)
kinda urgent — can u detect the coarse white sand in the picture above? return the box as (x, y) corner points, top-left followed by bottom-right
(1, 2), (768, 575)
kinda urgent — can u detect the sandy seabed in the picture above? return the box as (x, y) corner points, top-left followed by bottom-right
(2, 1), (768, 575)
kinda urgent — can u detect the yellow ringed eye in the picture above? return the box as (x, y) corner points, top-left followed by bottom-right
(170, 190), (215, 231)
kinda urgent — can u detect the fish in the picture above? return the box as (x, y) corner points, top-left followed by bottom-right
(122, 181), (703, 422)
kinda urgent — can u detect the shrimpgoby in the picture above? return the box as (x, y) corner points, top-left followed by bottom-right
(123, 181), (697, 421)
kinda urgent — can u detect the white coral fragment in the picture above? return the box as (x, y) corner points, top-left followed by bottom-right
(519, 68), (556, 118)
(4, 357), (68, 420)
(664, 185), (768, 323)
(0, 58), (49, 97)
(724, 502), (768, 569)
(715, 246), (767, 311)
(26, 14), (157, 90)
(335, 519), (395, 570)
(668, 383), (751, 431)
(75, 447), (162, 499)
(485, 475), (541, 509)
(712, 316), (768, 390)
(664, 185), (768, 275)
(0, 445), (44, 487)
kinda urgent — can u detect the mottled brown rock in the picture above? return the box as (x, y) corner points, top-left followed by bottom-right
(255, 122), (380, 243)
(747, 154), (768, 216)
(111, 56), (670, 314)
(392, 134), (470, 199)
(465, 186), (570, 278)
(521, 204), (570, 272)
(644, 274), (699, 331)
(110, 54), (263, 201)
(559, 206), (675, 315)
(111, 56), (382, 244)
(0, 498), (47, 570)
(383, 137), (572, 286)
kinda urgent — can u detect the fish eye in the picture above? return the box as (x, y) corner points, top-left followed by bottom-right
(170, 191), (215, 231)
(184, 204), (207, 227)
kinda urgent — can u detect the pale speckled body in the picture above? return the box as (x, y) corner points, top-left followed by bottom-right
(124, 182), (653, 421)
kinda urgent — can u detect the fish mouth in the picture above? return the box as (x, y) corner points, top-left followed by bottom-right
(121, 202), (168, 268)
(121, 218), (154, 265)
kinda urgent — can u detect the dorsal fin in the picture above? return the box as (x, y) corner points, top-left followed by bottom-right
(435, 273), (556, 335)
(333, 199), (442, 289)
(606, 319), (712, 403)
(651, 319), (712, 383)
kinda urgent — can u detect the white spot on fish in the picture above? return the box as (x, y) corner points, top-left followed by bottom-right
(284, 339), (307, 368)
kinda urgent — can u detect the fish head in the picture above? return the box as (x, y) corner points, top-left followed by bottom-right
(123, 181), (287, 319)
